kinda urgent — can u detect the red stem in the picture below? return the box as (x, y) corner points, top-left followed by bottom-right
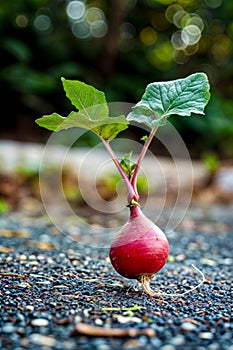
(131, 127), (158, 197)
(129, 205), (141, 219)
(101, 138), (136, 202)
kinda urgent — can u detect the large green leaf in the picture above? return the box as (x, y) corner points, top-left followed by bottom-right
(36, 78), (129, 141)
(36, 112), (128, 140)
(61, 77), (108, 121)
(127, 73), (211, 128)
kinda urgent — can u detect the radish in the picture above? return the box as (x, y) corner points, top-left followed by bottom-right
(36, 73), (210, 296)
(109, 205), (169, 280)
(109, 204), (205, 296)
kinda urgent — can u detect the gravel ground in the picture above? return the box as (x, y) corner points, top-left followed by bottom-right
(0, 209), (233, 350)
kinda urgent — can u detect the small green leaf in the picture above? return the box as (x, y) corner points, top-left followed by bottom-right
(61, 77), (108, 121)
(127, 73), (211, 128)
(95, 116), (128, 140)
(120, 152), (136, 179)
(141, 135), (148, 143)
(35, 113), (66, 131)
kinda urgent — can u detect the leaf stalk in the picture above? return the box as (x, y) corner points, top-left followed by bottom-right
(131, 127), (158, 198)
(101, 138), (137, 202)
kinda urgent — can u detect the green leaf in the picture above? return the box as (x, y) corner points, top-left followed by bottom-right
(35, 113), (66, 131)
(58, 112), (128, 140)
(36, 78), (129, 141)
(61, 77), (108, 121)
(95, 116), (128, 141)
(141, 135), (148, 143)
(36, 112), (128, 140)
(120, 152), (136, 179)
(127, 73), (211, 128)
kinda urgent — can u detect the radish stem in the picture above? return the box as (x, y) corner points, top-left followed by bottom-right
(101, 137), (137, 202)
(131, 127), (158, 197)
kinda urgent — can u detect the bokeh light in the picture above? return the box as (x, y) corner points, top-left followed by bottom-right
(140, 27), (158, 46)
(173, 49), (189, 64)
(66, 1), (85, 20)
(165, 4), (183, 23)
(182, 24), (201, 45)
(173, 10), (189, 28)
(85, 7), (104, 24)
(171, 30), (187, 50)
(15, 15), (28, 28)
(187, 15), (204, 32)
(90, 20), (108, 38)
(72, 20), (91, 39)
(165, 3), (206, 64)
(148, 41), (173, 69)
(66, 2), (108, 40)
(205, 0), (222, 9)
(34, 15), (52, 32)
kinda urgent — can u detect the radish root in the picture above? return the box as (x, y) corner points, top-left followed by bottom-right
(138, 264), (205, 297)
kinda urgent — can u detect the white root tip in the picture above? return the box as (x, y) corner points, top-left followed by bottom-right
(139, 264), (206, 298)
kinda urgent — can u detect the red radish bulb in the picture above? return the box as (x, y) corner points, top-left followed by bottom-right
(109, 205), (169, 295)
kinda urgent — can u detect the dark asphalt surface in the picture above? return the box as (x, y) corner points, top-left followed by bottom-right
(0, 210), (232, 350)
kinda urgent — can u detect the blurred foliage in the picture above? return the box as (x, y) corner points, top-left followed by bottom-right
(0, 198), (9, 214)
(202, 151), (219, 176)
(0, 0), (233, 158)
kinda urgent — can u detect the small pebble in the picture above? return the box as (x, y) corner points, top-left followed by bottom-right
(180, 322), (197, 332)
(2, 323), (15, 333)
(25, 305), (34, 312)
(160, 345), (176, 350)
(30, 334), (55, 347)
(96, 344), (111, 350)
(150, 338), (162, 347)
(200, 258), (217, 266)
(95, 318), (104, 326)
(31, 318), (49, 327)
(170, 335), (185, 345)
(113, 315), (142, 324)
(199, 332), (214, 340)
(17, 283), (30, 288)
(29, 255), (36, 260)
(83, 309), (90, 318)
(74, 315), (82, 323)
(123, 339), (141, 348)
(19, 254), (27, 261)
(208, 343), (221, 350)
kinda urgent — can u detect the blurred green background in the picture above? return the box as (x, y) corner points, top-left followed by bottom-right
(1, 0), (233, 159)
